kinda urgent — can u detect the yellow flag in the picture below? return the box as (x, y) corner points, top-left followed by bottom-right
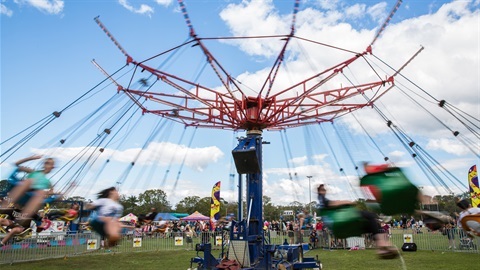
(468, 165), (479, 207)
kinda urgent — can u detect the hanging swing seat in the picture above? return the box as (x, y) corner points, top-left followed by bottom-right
(0, 208), (16, 217)
(360, 167), (419, 215)
(460, 214), (480, 237)
(13, 228), (33, 242)
(46, 209), (79, 222)
(321, 205), (367, 239)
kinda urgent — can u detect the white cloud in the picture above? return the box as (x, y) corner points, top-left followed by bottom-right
(312, 154), (328, 163)
(426, 138), (473, 156)
(30, 141), (224, 172)
(14, 0), (63, 14)
(1, 2), (13, 16)
(219, 0), (289, 57)
(155, 0), (172, 7)
(316, 0), (340, 11)
(389, 150), (406, 159)
(366, 2), (387, 24)
(344, 3), (366, 19)
(118, 0), (154, 16)
(418, 184), (463, 197)
(290, 156), (307, 166)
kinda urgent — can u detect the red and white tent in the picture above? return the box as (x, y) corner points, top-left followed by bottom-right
(180, 211), (210, 221)
(119, 213), (138, 223)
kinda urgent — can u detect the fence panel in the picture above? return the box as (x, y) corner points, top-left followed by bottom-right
(1, 228), (478, 265)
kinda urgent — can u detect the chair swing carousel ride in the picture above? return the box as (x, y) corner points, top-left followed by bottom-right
(1, 0), (479, 269)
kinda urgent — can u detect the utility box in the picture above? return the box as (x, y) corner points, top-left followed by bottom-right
(232, 137), (260, 174)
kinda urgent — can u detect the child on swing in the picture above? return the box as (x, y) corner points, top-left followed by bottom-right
(317, 184), (398, 259)
(1, 155), (57, 220)
(86, 187), (124, 247)
(455, 197), (480, 237)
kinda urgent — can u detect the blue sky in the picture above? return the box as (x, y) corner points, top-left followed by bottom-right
(1, 0), (479, 208)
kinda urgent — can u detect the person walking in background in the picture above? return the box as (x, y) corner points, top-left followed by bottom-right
(401, 215), (407, 230)
(309, 229), (318, 249)
(297, 209), (313, 244)
(287, 221), (295, 244)
(443, 222), (457, 249)
(184, 225), (194, 250)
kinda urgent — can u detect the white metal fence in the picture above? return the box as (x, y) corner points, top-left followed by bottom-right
(1, 228), (478, 265)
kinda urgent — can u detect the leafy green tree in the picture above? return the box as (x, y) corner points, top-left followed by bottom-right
(433, 194), (458, 216)
(288, 201), (305, 213)
(218, 198), (238, 218)
(120, 195), (140, 214)
(175, 196), (201, 214)
(263, 195), (281, 220)
(137, 189), (171, 214)
(223, 201), (238, 218)
(194, 197), (211, 217)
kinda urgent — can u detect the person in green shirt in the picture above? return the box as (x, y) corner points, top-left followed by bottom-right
(1, 155), (56, 219)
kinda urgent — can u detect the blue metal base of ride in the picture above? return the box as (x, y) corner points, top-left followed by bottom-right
(189, 132), (321, 269)
(189, 242), (322, 270)
(189, 243), (220, 269)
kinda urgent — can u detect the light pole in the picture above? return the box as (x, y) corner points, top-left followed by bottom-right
(307, 176), (313, 214)
(418, 186), (424, 210)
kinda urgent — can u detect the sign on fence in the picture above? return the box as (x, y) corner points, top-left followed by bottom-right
(215, 235), (223, 246)
(346, 237), (365, 248)
(283, 210), (294, 216)
(403, 234), (413, 243)
(87, 239), (98, 250)
(133, 237), (142, 247)
(175, 236), (183, 246)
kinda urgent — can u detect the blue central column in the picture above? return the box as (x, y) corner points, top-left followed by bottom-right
(232, 129), (266, 268)
(245, 130), (264, 267)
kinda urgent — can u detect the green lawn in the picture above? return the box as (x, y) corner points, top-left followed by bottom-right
(1, 228), (478, 269)
(1, 248), (477, 269)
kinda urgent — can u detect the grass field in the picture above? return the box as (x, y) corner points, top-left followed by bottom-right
(1, 248), (477, 269)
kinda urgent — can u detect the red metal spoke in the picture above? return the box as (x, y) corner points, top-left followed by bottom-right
(368, 0), (403, 49)
(133, 62), (238, 113)
(177, 0), (246, 99)
(258, 0), (301, 100)
(94, 16), (133, 64)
